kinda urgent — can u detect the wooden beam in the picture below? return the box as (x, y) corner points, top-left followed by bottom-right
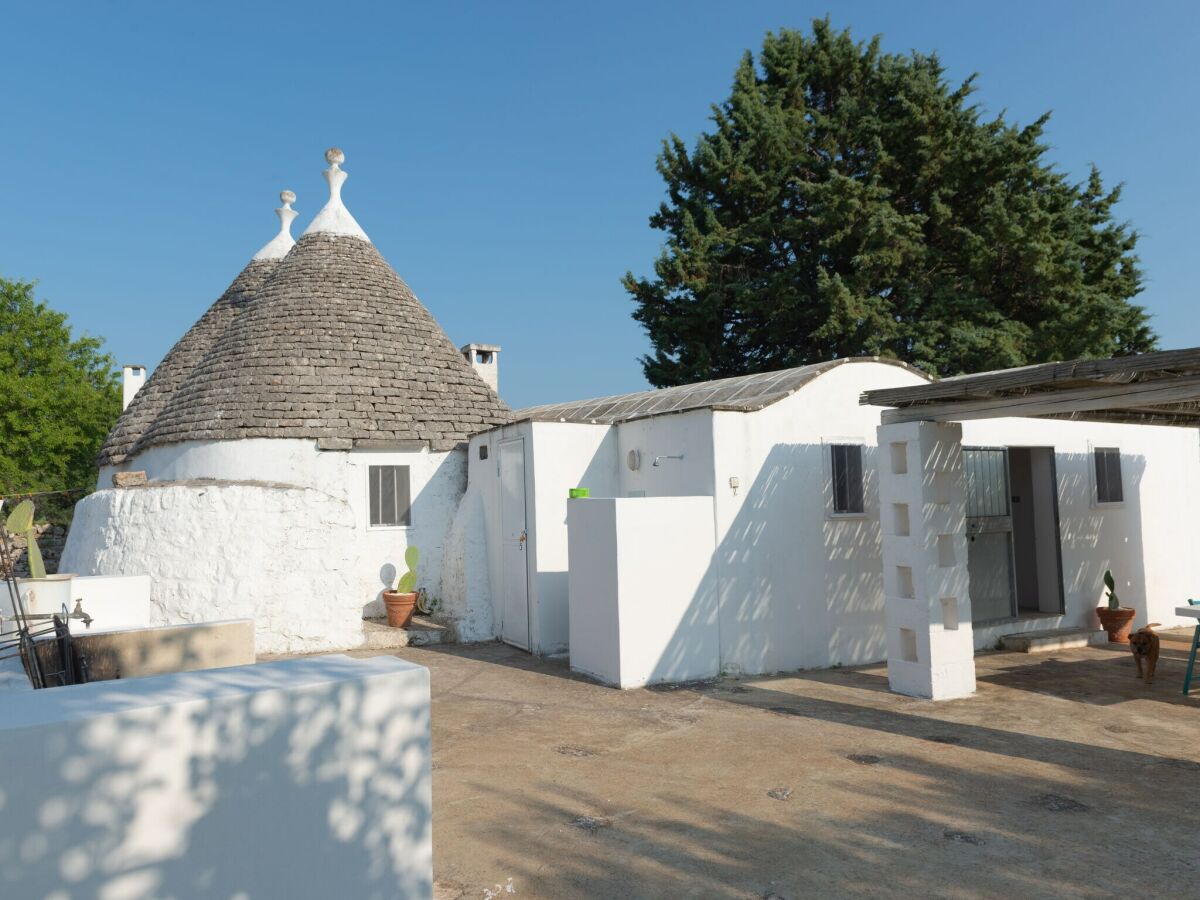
(878, 373), (1200, 424)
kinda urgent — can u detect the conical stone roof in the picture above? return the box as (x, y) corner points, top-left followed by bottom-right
(98, 258), (279, 465)
(138, 231), (510, 452)
(98, 192), (300, 466)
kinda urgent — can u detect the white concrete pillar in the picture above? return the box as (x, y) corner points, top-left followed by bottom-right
(876, 420), (975, 700)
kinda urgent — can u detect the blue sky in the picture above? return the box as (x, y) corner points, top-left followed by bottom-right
(3, 1), (1197, 409)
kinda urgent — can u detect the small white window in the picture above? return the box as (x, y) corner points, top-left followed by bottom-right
(369, 465), (412, 526)
(830, 444), (865, 515)
(1093, 448), (1123, 505)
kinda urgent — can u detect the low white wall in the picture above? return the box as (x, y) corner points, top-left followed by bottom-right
(0, 654), (432, 897)
(568, 496), (719, 688)
(6, 575), (152, 636)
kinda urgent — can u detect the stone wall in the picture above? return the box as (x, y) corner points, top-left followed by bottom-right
(3, 523), (67, 577)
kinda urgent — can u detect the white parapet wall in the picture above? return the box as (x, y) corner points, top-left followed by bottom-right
(567, 496), (719, 688)
(0, 654), (432, 897)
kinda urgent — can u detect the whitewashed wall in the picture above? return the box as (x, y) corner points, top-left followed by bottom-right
(710, 362), (928, 675)
(960, 417), (1200, 645)
(0, 654), (432, 898)
(67, 438), (467, 652)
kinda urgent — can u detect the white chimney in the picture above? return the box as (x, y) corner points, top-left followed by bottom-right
(122, 364), (147, 410)
(461, 343), (500, 394)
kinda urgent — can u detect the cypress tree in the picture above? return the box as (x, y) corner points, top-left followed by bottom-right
(624, 20), (1156, 386)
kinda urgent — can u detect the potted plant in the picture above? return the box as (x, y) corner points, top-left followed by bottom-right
(382, 546), (420, 628)
(1096, 568), (1136, 643)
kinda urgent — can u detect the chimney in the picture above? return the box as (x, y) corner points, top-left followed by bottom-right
(122, 364), (147, 410)
(461, 343), (500, 394)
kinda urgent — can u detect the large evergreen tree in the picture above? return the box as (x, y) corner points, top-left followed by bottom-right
(0, 276), (120, 514)
(624, 20), (1156, 387)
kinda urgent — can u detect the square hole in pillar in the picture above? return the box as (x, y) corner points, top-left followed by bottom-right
(892, 503), (910, 537)
(899, 627), (918, 662)
(941, 597), (959, 630)
(889, 442), (908, 475)
(896, 566), (915, 599)
(931, 471), (953, 505)
(936, 534), (956, 568)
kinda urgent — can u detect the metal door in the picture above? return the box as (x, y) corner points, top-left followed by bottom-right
(963, 447), (1017, 621)
(499, 438), (531, 650)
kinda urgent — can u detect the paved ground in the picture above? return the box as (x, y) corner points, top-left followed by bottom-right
(355, 630), (1200, 899)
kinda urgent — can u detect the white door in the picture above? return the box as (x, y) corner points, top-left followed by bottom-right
(499, 438), (531, 650)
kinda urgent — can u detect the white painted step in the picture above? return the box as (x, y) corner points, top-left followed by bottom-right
(1000, 627), (1106, 653)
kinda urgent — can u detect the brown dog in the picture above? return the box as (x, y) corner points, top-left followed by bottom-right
(1129, 624), (1161, 685)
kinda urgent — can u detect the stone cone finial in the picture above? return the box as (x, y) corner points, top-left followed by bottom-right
(252, 189), (299, 260)
(302, 147), (369, 240)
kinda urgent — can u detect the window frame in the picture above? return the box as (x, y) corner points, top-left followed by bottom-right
(366, 463), (414, 529)
(826, 439), (867, 518)
(1090, 445), (1124, 507)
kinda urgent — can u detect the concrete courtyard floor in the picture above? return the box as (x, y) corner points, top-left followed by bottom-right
(352, 630), (1200, 899)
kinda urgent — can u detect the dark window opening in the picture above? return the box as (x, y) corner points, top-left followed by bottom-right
(1094, 448), (1123, 504)
(831, 444), (865, 514)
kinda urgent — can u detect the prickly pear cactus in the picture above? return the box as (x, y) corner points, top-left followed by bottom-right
(5, 500), (46, 579)
(396, 545), (419, 593)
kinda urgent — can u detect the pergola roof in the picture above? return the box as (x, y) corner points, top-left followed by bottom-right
(860, 347), (1200, 427)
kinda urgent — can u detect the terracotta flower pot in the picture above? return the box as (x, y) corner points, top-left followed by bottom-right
(1096, 606), (1136, 644)
(383, 591), (418, 628)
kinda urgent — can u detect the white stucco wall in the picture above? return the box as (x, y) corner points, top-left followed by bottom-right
(68, 438), (468, 652)
(960, 416), (1200, 645)
(710, 361), (928, 675)
(0, 654), (432, 898)
(568, 496), (719, 687)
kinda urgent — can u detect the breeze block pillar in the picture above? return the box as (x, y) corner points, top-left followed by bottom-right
(876, 420), (976, 700)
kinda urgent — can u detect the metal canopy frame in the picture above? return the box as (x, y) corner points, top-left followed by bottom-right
(860, 347), (1200, 426)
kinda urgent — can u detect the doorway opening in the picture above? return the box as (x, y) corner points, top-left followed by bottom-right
(963, 446), (1064, 622)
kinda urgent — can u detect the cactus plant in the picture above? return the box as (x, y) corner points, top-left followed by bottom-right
(396, 545), (419, 594)
(5, 500), (46, 579)
(1103, 569), (1120, 610)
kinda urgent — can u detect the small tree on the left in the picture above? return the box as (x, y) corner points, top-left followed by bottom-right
(0, 276), (121, 520)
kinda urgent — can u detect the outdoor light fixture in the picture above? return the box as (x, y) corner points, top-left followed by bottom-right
(627, 449), (641, 471)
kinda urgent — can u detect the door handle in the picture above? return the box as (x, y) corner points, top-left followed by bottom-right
(518, 531), (527, 545)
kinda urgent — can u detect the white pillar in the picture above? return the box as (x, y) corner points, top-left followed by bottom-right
(876, 420), (975, 700)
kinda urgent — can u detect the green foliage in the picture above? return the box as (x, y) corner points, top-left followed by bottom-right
(5, 499), (46, 579)
(396, 545), (420, 593)
(624, 20), (1156, 387)
(1103, 569), (1120, 610)
(0, 277), (121, 521)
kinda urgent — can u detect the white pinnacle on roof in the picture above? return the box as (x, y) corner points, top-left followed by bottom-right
(302, 148), (370, 241)
(252, 190), (299, 260)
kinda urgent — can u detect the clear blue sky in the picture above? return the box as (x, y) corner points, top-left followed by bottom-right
(3, 1), (1198, 409)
